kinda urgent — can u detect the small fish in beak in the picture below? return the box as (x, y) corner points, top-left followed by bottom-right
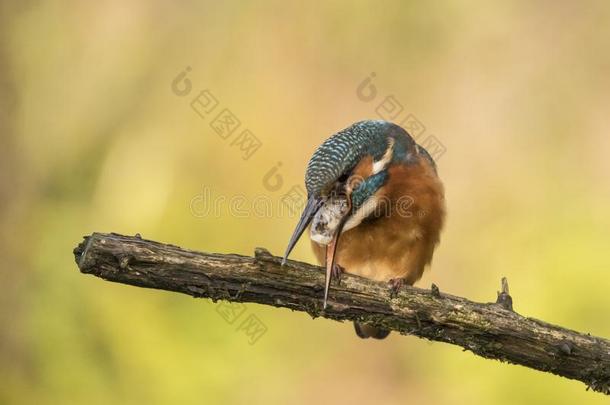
(310, 196), (349, 245)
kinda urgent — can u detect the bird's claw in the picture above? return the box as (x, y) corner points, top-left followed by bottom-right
(331, 263), (344, 284)
(388, 277), (407, 298)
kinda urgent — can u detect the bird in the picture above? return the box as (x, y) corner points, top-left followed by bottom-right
(282, 120), (445, 339)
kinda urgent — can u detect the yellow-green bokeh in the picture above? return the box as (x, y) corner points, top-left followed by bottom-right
(1, 1), (610, 404)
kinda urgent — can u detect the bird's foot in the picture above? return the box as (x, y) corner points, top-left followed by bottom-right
(331, 264), (344, 284)
(388, 277), (407, 298)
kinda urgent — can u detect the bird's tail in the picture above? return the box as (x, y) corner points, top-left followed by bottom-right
(353, 322), (391, 339)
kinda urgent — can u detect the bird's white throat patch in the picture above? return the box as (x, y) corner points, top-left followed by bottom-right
(343, 194), (380, 232)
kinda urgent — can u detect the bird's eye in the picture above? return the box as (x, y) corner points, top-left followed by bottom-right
(326, 173), (349, 198)
(336, 172), (349, 184)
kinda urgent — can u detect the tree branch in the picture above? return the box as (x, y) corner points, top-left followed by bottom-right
(73, 232), (610, 395)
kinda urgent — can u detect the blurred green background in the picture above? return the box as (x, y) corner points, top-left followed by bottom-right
(1, 1), (610, 404)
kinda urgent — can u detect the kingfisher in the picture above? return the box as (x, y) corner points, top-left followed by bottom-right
(282, 120), (445, 339)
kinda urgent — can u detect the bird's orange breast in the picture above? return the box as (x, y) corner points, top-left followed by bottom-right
(311, 154), (445, 284)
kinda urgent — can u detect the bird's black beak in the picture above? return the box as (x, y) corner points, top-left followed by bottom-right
(282, 195), (324, 265)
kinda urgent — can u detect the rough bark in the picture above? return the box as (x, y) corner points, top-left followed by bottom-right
(74, 232), (610, 394)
